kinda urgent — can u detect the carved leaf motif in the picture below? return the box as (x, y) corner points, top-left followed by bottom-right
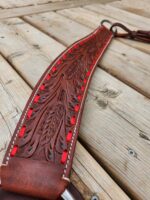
(15, 27), (111, 164)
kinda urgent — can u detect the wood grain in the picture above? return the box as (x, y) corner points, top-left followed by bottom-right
(57, 6), (150, 53)
(84, 3), (150, 30)
(0, 0), (104, 20)
(0, 55), (129, 200)
(0, 0), (64, 9)
(109, 0), (150, 18)
(23, 12), (150, 98)
(0, 17), (149, 199)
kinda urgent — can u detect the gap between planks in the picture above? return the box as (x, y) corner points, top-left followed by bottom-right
(0, 0), (116, 20)
(109, 0), (150, 18)
(0, 17), (150, 200)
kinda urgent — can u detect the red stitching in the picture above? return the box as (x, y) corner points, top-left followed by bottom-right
(66, 131), (73, 142)
(27, 108), (33, 119)
(10, 146), (18, 157)
(83, 79), (87, 84)
(46, 74), (51, 80)
(19, 126), (26, 138)
(61, 150), (68, 164)
(86, 70), (91, 77)
(34, 94), (40, 103)
(70, 116), (76, 125)
(81, 86), (85, 92)
(40, 84), (45, 90)
(77, 95), (82, 101)
(52, 66), (57, 72)
(63, 54), (67, 59)
(74, 104), (80, 112)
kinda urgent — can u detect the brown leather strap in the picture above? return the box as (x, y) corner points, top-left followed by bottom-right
(0, 183), (83, 200)
(110, 22), (150, 43)
(0, 25), (113, 199)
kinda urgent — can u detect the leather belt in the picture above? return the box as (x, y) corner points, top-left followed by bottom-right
(0, 20), (149, 200)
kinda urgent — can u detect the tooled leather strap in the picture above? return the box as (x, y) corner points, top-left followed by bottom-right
(0, 25), (113, 199)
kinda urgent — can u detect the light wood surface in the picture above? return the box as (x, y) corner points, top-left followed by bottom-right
(0, 0), (64, 9)
(0, 1), (149, 199)
(109, 0), (150, 18)
(0, 0), (109, 20)
(57, 6), (150, 53)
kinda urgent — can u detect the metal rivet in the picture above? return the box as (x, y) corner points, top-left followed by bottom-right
(91, 195), (99, 200)
(128, 148), (137, 158)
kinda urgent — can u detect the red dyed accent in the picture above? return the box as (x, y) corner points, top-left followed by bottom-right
(19, 126), (26, 138)
(57, 60), (62, 65)
(86, 71), (91, 77)
(61, 150), (68, 164)
(83, 79), (87, 84)
(46, 74), (51, 80)
(77, 95), (82, 101)
(74, 44), (78, 49)
(70, 116), (76, 125)
(90, 65), (93, 70)
(10, 146), (18, 157)
(34, 95), (40, 103)
(74, 104), (80, 112)
(27, 108), (33, 119)
(66, 131), (73, 142)
(52, 66), (57, 72)
(68, 48), (73, 53)
(40, 84), (45, 90)
(63, 54), (67, 59)
(81, 86), (85, 92)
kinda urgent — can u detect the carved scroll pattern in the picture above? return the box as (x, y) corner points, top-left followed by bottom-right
(14, 26), (111, 164)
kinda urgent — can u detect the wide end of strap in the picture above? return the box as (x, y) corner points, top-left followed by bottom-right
(1, 157), (68, 200)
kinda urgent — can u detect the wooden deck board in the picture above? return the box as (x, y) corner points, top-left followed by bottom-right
(109, 0), (150, 18)
(0, 18), (65, 85)
(0, 0), (64, 9)
(0, 55), (129, 200)
(0, 0), (111, 20)
(57, 6), (150, 53)
(0, 15), (150, 199)
(0, 1), (149, 199)
(85, 3), (150, 30)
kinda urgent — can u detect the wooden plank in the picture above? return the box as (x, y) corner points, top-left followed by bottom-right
(0, 0), (108, 20)
(0, 55), (129, 200)
(109, 0), (150, 18)
(57, 6), (150, 54)
(23, 12), (150, 98)
(0, 17), (150, 200)
(0, 18), (65, 86)
(0, 0), (64, 9)
(84, 3), (150, 30)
